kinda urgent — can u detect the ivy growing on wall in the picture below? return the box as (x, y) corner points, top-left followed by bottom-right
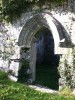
(71, 47), (75, 89)
(0, 0), (68, 22)
(18, 59), (30, 83)
(58, 47), (75, 89)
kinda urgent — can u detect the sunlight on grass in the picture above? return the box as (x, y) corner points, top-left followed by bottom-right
(0, 70), (75, 100)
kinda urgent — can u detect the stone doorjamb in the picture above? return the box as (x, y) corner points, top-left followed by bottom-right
(30, 42), (36, 82)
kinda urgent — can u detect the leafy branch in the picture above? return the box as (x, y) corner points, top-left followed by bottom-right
(0, 0), (67, 22)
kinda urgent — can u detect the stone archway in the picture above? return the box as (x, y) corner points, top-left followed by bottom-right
(18, 12), (71, 49)
(34, 27), (60, 90)
(18, 11), (72, 89)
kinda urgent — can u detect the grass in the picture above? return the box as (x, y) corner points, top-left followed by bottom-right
(0, 71), (75, 100)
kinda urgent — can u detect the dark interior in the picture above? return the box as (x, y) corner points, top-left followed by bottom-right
(35, 28), (60, 90)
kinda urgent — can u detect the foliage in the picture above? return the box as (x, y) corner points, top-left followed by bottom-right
(63, 47), (75, 89)
(70, 47), (75, 89)
(58, 48), (75, 89)
(18, 59), (30, 83)
(0, 70), (8, 79)
(0, 0), (68, 22)
(58, 55), (73, 88)
(58, 55), (66, 87)
(0, 70), (75, 100)
(59, 87), (72, 97)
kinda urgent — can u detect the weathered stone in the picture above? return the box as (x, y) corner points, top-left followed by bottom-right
(0, 2), (75, 90)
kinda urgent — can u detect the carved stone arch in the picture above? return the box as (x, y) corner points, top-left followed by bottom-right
(18, 11), (73, 87)
(18, 12), (71, 54)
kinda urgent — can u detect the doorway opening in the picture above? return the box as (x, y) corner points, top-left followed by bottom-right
(35, 28), (60, 90)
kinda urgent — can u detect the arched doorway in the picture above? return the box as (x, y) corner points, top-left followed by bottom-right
(33, 27), (60, 90)
(18, 11), (72, 90)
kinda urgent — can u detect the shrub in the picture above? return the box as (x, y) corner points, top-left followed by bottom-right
(18, 59), (30, 83)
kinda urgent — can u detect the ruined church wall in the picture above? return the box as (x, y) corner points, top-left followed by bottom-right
(0, 5), (75, 76)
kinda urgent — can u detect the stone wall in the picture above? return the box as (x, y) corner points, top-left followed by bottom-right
(0, 2), (75, 88)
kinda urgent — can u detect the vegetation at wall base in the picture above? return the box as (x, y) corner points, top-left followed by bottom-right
(0, 70), (75, 100)
(18, 59), (30, 83)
